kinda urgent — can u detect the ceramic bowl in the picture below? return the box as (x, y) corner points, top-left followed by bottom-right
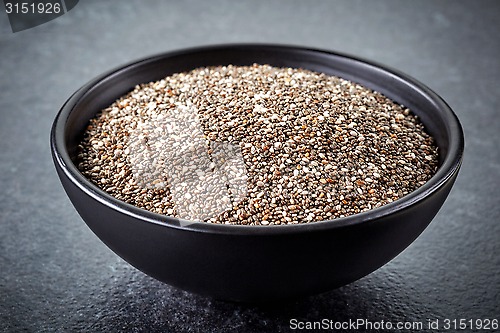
(51, 44), (463, 302)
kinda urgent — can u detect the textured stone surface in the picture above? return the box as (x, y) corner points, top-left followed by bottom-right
(1, 0), (499, 332)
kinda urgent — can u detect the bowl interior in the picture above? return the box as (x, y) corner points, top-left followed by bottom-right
(58, 44), (463, 230)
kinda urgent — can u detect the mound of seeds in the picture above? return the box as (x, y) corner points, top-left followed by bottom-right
(77, 64), (438, 225)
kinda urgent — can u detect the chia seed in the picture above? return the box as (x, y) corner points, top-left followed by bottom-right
(77, 64), (438, 225)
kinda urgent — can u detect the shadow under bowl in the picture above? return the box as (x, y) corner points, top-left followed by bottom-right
(51, 44), (464, 302)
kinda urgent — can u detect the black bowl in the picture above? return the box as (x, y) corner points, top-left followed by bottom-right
(51, 44), (463, 302)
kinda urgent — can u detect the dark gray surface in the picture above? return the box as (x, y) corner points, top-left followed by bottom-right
(0, 1), (499, 332)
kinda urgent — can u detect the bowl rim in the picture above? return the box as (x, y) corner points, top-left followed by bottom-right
(51, 43), (464, 235)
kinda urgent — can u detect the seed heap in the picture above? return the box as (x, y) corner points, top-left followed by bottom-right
(77, 64), (438, 225)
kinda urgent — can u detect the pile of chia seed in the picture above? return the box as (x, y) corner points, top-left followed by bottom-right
(77, 64), (438, 225)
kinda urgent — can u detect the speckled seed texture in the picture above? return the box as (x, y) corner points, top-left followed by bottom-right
(77, 64), (438, 225)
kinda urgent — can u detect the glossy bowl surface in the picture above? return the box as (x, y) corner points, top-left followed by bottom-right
(51, 44), (463, 302)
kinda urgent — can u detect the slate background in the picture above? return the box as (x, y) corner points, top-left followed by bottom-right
(1, 1), (499, 332)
